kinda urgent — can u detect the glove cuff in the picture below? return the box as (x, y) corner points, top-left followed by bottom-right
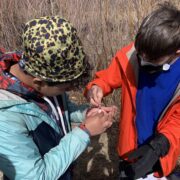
(149, 133), (170, 157)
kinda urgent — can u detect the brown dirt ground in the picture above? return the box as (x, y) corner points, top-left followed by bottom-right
(73, 122), (119, 180)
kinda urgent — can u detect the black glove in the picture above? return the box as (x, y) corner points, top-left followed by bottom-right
(123, 133), (170, 179)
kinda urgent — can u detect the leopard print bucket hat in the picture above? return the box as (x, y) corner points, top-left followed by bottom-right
(20, 16), (86, 82)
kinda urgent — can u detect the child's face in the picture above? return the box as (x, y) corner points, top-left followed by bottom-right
(137, 53), (178, 73)
(40, 82), (73, 96)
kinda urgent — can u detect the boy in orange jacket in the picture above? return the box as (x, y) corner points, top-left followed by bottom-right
(85, 2), (180, 180)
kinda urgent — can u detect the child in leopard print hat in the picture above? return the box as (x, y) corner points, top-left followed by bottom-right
(0, 16), (117, 179)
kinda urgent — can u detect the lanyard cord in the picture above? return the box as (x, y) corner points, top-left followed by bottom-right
(53, 96), (67, 135)
(43, 96), (59, 121)
(43, 96), (67, 135)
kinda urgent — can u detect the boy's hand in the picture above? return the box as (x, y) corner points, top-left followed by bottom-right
(83, 110), (114, 136)
(124, 144), (159, 179)
(123, 134), (170, 179)
(100, 106), (117, 117)
(86, 106), (117, 118)
(87, 85), (103, 107)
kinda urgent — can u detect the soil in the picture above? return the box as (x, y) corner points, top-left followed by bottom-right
(73, 122), (119, 180)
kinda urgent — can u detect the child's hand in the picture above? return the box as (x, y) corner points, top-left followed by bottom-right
(86, 105), (117, 118)
(83, 110), (114, 136)
(86, 107), (106, 117)
(100, 106), (117, 117)
(87, 85), (103, 107)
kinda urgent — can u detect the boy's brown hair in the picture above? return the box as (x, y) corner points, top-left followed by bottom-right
(135, 2), (180, 62)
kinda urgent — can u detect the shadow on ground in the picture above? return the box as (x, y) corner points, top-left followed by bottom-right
(73, 122), (119, 180)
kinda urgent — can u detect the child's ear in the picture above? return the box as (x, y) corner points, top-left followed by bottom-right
(32, 78), (45, 92)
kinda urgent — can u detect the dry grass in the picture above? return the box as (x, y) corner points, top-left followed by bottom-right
(0, 0), (180, 179)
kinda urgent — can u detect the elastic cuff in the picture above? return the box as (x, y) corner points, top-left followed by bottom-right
(79, 123), (91, 136)
(149, 133), (170, 157)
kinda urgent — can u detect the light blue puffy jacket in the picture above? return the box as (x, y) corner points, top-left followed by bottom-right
(0, 90), (90, 180)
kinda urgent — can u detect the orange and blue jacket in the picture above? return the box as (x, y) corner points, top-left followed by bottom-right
(85, 43), (180, 177)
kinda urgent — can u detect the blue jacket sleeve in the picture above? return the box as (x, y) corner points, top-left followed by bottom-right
(0, 112), (90, 180)
(64, 93), (90, 123)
